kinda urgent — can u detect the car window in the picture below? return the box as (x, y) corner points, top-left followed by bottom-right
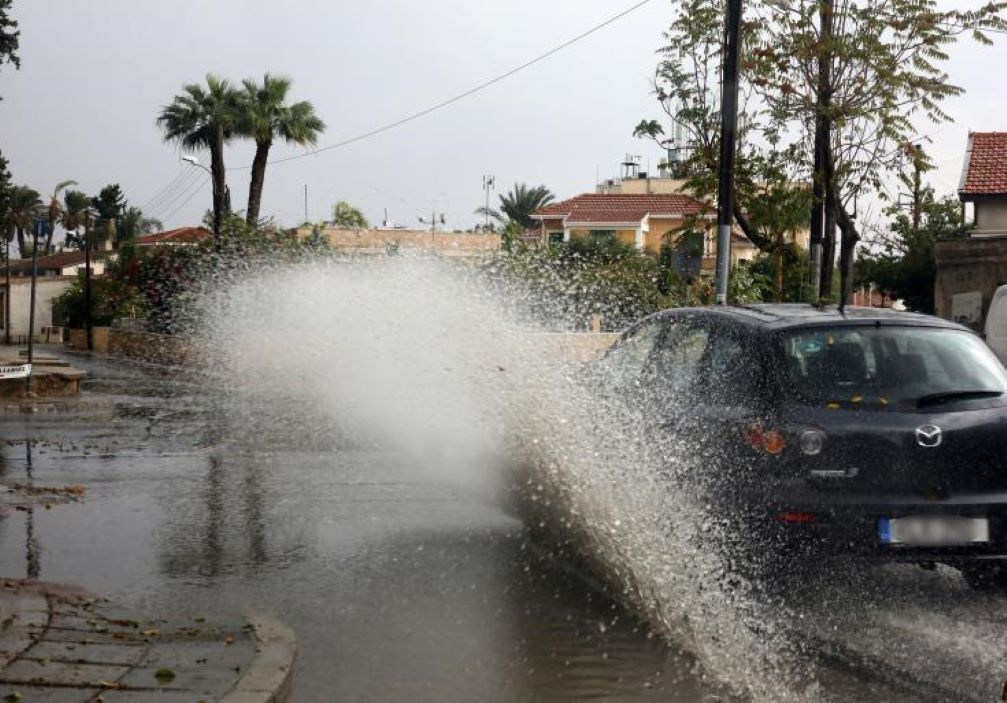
(780, 325), (1007, 408)
(705, 329), (765, 408)
(600, 318), (666, 387)
(645, 321), (710, 397)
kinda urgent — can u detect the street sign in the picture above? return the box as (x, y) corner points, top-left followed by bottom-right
(0, 363), (31, 380)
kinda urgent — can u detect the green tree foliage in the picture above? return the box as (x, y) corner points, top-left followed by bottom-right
(475, 183), (555, 230)
(7, 184), (40, 258)
(44, 179), (76, 254)
(640, 0), (1005, 303)
(0, 0), (19, 99)
(331, 201), (369, 229)
(0, 149), (12, 255)
(856, 190), (968, 314)
(486, 238), (677, 331)
(157, 75), (241, 239)
(91, 184), (127, 250)
(238, 74), (325, 226)
(52, 274), (146, 328)
(60, 189), (91, 250)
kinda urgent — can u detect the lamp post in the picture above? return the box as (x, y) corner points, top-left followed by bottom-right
(418, 210), (447, 251)
(182, 154), (226, 246)
(714, 0), (743, 305)
(4, 233), (10, 346)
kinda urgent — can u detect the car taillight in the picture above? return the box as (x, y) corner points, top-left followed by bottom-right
(745, 423), (787, 455)
(777, 511), (816, 524)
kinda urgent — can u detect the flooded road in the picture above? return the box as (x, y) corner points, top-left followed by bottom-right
(0, 352), (711, 702)
(1, 351), (1005, 702)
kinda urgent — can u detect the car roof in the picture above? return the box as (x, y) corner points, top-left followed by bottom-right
(657, 304), (970, 332)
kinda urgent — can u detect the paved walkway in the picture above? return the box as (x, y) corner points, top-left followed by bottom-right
(0, 579), (295, 702)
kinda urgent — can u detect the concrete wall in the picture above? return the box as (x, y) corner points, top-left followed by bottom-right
(107, 329), (206, 366)
(1, 277), (73, 338)
(295, 228), (500, 257)
(975, 201), (1007, 237)
(934, 238), (1007, 329)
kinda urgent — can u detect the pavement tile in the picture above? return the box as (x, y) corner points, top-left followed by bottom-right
(50, 614), (146, 633)
(43, 630), (151, 645)
(119, 666), (238, 695)
(99, 692), (219, 702)
(140, 641), (254, 672)
(0, 684), (95, 703)
(0, 630), (34, 657)
(25, 641), (147, 666)
(0, 659), (130, 687)
(1, 593), (48, 615)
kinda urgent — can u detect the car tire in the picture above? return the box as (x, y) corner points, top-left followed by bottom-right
(960, 563), (1007, 590)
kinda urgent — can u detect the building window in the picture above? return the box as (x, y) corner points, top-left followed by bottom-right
(547, 231), (564, 244)
(590, 230), (616, 244)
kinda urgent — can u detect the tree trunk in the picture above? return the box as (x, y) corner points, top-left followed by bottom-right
(210, 126), (228, 245)
(246, 140), (271, 227)
(775, 231), (785, 302)
(821, 190), (836, 299)
(732, 204), (771, 250)
(835, 199), (860, 308)
(46, 214), (56, 255)
(16, 227), (26, 259)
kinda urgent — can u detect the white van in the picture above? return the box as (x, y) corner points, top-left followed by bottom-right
(986, 285), (1007, 365)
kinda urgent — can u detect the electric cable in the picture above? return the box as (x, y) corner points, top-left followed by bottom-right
(229, 0), (656, 171)
(161, 174), (211, 224)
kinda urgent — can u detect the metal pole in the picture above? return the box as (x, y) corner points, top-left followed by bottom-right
(714, 0), (743, 305)
(304, 184), (308, 224)
(84, 212), (92, 352)
(4, 235), (9, 346)
(26, 221), (40, 393)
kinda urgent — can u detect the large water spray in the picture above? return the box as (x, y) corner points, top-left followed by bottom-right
(198, 256), (819, 701)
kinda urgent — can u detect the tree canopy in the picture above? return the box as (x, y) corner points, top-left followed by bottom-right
(331, 201), (368, 230)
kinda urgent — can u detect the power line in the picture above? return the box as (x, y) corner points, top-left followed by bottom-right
(162, 174), (210, 223)
(230, 0), (656, 171)
(142, 168), (203, 214)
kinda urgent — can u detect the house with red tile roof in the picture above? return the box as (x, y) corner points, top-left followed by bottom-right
(959, 131), (1007, 237)
(134, 226), (212, 248)
(530, 192), (757, 271)
(934, 132), (1007, 325)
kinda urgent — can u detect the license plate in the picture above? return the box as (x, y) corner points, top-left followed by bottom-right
(879, 516), (989, 546)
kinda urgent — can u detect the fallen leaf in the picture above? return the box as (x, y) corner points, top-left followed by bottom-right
(225, 635), (235, 645)
(154, 668), (175, 684)
(142, 629), (160, 637)
(3, 692), (21, 702)
(97, 681), (121, 690)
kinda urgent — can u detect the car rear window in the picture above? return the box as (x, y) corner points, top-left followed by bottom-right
(779, 325), (1007, 409)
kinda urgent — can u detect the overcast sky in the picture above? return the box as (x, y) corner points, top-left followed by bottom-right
(1, 1), (1005, 236)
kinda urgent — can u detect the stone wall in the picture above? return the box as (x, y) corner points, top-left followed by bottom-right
(934, 238), (1007, 329)
(107, 329), (206, 366)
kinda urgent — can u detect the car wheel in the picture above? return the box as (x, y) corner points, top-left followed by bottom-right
(960, 563), (1007, 590)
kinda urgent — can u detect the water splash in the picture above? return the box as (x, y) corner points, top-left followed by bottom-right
(198, 255), (818, 700)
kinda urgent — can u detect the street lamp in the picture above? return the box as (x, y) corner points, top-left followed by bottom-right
(181, 154), (228, 243)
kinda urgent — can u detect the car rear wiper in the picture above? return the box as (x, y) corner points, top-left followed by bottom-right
(916, 390), (1004, 408)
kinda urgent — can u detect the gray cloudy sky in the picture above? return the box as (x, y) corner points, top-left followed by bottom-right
(1, 1), (1005, 235)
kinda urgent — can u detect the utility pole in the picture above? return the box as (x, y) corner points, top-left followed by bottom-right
(714, 0), (743, 305)
(83, 210), (93, 352)
(304, 184), (308, 224)
(809, 0), (834, 302)
(482, 175), (495, 230)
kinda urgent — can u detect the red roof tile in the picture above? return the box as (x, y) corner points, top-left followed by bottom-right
(960, 132), (1007, 197)
(533, 193), (708, 224)
(135, 226), (211, 246)
(8, 250), (97, 273)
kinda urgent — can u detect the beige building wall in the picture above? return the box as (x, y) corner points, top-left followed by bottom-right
(975, 201), (1007, 236)
(1, 277), (73, 337)
(296, 228), (500, 256)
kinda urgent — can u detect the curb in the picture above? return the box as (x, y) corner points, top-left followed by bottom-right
(221, 611), (298, 703)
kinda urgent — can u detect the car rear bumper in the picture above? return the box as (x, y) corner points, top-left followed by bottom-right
(746, 482), (1007, 562)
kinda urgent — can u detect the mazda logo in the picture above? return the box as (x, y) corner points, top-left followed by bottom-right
(915, 425), (943, 448)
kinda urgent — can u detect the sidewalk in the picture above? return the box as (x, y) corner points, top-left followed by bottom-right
(0, 579), (296, 702)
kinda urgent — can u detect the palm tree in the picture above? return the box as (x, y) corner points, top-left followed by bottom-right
(60, 189), (91, 250)
(45, 179), (77, 254)
(331, 201), (368, 229)
(474, 183), (555, 230)
(157, 74), (241, 240)
(238, 74), (325, 226)
(7, 185), (41, 258)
